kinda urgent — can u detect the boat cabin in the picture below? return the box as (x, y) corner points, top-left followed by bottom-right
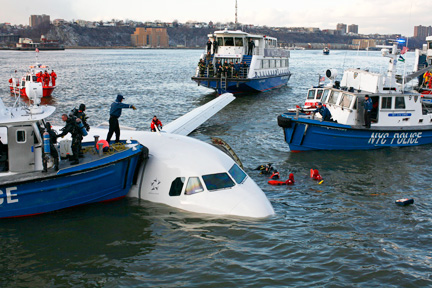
(310, 86), (432, 127)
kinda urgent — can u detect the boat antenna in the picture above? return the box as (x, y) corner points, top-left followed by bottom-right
(235, 0), (238, 25)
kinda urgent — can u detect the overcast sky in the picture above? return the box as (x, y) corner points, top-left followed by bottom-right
(1, 0), (430, 36)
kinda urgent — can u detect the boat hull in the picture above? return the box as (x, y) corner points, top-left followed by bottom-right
(0, 144), (145, 218)
(278, 114), (432, 151)
(192, 73), (291, 94)
(10, 86), (55, 97)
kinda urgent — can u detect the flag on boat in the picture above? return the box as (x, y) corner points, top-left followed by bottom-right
(398, 55), (405, 62)
(319, 76), (325, 83)
(35, 48), (39, 53)
(401, 46), (408, 55)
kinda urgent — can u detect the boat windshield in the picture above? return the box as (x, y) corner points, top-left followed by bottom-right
(307, 89), (315, 99)
(202, 172), (235, 191)
(224, 37), (234, 46)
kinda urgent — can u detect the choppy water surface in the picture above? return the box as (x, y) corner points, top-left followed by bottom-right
(1, 49), (431, 287)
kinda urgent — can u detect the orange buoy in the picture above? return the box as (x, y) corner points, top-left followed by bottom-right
(96, 140), (109, 152)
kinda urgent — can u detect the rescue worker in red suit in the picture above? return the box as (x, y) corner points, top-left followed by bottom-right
(43, 71), (50, 87)
(285, 173), (295, 185)
(150, 115), (163, 132)
(36, 71), (43, 83)
(50, 70), (57, 86)
(269, 170), (280, 180)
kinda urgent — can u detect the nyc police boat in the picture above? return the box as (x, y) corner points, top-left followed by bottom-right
(278, 40), (432, 151)
(191, 29), (291, 94)
(0, 84), (145, 218)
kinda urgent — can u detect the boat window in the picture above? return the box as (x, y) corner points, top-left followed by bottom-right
(270, 60), (275, 68)
(340, 93), (354, 108)
(316, 90), (323, 100)
(263, 60), (269, 69)
(429, 42), (432, 49)
(321, 90), (330, 103)
(169, 177), (185, 196)
(307, 89), (315, 99)
(224, 37), (234, 46)
(395, 97), (406, 109)
(228, 164), (247, 184)
(185, 177), (204, 195)
(235, 37), (243, 46)
(217, 37), (223, 47)
(381, 97), (392, 109)
(16, 130), (26, 143)
(276, 60), (281, 68)
(202, 172), (235, 191)
(328, 91), (340, 105)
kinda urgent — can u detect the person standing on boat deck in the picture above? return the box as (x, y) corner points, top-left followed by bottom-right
(57, 114), (83, 165)
(313, 103), (332, 121)
(150, 116), (163, 132)
(43, 70), (50, 87)
(50, 70), (57, 86)
(213, 38), (218, 54)
(106, 94), (136, 143)
(205, 51), (212, 67)
(248, 39), (255, 55)
(363, 95), (373, 128)
(73, 104), (90, 132)
(206, 39), (212, 53)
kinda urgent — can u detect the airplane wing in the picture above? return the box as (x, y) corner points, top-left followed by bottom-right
(399, 65), (432, 84)
(162, 93), (235, 136)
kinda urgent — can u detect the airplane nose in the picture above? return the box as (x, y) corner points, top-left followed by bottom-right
(229, 179), (275, 218)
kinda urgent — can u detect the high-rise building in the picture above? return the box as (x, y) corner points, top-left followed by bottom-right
(29, 14), (50, 27)
(131, 27), (169, 48)
(336, 23), (347, 35)
(348, 24), (359, 34)
(414, 25), (432, 38)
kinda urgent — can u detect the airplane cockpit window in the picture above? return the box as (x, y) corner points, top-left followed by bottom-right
(169, 177), (185, 196)
(202, 173), (235, 191)
(228, 164), (247, 184)
(185, 177), (204, 195)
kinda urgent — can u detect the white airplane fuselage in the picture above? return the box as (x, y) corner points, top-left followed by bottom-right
(81, 127), (275, 218)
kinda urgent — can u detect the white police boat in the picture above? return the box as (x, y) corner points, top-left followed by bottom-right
(191, 29), (291, 94)
(278, 40), (432, 151)
(0, 84), (145, 218)
(84, 93), (275, 218)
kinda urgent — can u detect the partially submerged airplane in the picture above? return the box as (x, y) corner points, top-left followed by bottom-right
(64, 94), (275, 218)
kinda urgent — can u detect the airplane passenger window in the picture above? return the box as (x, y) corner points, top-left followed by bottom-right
(185, 177), (204, 195)
(202, 173), (235, 191)
(229, 164), (247, 184)
(395, 97), (406, 109)
(169, 177), (185, 196)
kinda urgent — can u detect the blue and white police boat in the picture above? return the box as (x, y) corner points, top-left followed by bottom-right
(191, 29), (291, 94)
(0, 84), (146, 218)
(278, 40), (432, 152)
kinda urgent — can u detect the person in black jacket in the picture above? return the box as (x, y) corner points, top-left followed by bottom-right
(57, 114), (83, 165)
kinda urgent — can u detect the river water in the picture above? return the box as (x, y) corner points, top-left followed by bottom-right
(1, 48), (431, 287)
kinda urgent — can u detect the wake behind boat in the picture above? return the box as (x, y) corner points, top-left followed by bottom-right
(191, 29), (291, 95)
(278, 40), (432, 151)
